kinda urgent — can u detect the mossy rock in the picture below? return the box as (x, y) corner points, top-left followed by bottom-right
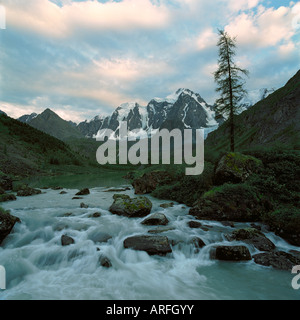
(190, 183), (265, 222)
(214, 152), (263, 185)
(110, 194), (152, 218)
(226, 228), (276, 251)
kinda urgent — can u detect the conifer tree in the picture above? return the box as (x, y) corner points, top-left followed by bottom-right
(214, 30), (249, 152)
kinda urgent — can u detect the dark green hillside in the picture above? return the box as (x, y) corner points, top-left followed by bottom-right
(0, 113), (87, 177)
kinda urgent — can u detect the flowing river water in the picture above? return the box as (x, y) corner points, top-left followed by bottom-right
(0, 175), (299, 300)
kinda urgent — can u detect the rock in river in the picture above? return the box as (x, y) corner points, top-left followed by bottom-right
(212, 245), (251, 261)
(141, 212), (169, 226)
(226, 228), (275, 251)
(0, 209), (20, 245)
(109, 194), (152, 218)
(123, 235), (172, 256)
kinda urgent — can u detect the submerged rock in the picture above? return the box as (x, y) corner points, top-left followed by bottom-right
(76, 188), (90, 196)
(160, 202), (174, 208)
(253, 251), (300, 271)
(190, 237), (206, 252)
(212, 245), (251, 261)
(61, 235), (75, 246)
(99, 255), (112, 268)
(148, 226), (175, 234)
(187, 220), (202, 228)
(0, 209), (20, 245)
(109, 194), (152, 218)
(141, 212), (169, 226)
(88, 231), (112, 243)
(123, 235), (172, 256)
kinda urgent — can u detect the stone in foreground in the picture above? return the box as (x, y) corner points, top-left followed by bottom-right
(123, 235), (172, 256)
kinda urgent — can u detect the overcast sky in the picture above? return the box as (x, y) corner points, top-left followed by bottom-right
(0, 0), (299, 123)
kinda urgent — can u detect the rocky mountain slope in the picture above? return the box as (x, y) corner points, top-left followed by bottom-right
(18, 108), (84, 141)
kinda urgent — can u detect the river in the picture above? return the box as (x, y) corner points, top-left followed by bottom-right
(0, 174), (299, 300)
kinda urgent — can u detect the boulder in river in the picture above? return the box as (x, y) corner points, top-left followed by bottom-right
(141, 212), (169, 226)
(99, 255), (112, 268)
(212, 245), (251, 261)
(76, 188), (90, 196)
(253, 251), (300, 271)
(61, 235), (75, 246)
(17, 187), (42, 197)
(0, 209), (20, 245)
(123, 235), (172, 256)
(226, 228), (276, 251)
(109, 194), (152, 218)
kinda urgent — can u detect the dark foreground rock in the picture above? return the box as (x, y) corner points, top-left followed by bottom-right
(132, 171), (173, 195)
(212, 245), (251, 261)
(99, 255), (112, 268)
(0, 209), (20, 245)
(189, 184), (264, 222)
(226, 228), (276, 251)
(17, 187), (42, 197)
(0, 176), (13, 191)
(76, 188), (90, 196)
(123, 235), (172, 256)
(110, 194), (152, 218)
(141, 213), (169, 226)
(61, 235), (75, 246)
(214, 152), (262, 185)
(253, 251), (300, 271)
(0, 193), (17, 202)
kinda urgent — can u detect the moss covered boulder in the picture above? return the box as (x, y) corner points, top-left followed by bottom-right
(189, 183), (265, 222)
(109, 194), (152, 218)
(214, 152), (262, 185)
(226, 228), (275, 251)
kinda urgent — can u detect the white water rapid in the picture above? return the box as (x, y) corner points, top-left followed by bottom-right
(0, 185), (299, 300)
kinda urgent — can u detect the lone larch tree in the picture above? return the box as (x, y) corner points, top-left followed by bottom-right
(214, 29), (249, 152)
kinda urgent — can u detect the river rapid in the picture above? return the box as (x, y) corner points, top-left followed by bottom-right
(0, 179), (299, 300)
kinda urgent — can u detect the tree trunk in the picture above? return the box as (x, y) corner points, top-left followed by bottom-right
(225, 37), (235, 152)
(230, 107), (234, 152)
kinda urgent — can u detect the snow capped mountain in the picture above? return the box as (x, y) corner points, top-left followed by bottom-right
(80, 88), (223, 140)
(237, 88), (275, 114)
(77, 86), (275, 140)
(18, 113), (38, 123)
